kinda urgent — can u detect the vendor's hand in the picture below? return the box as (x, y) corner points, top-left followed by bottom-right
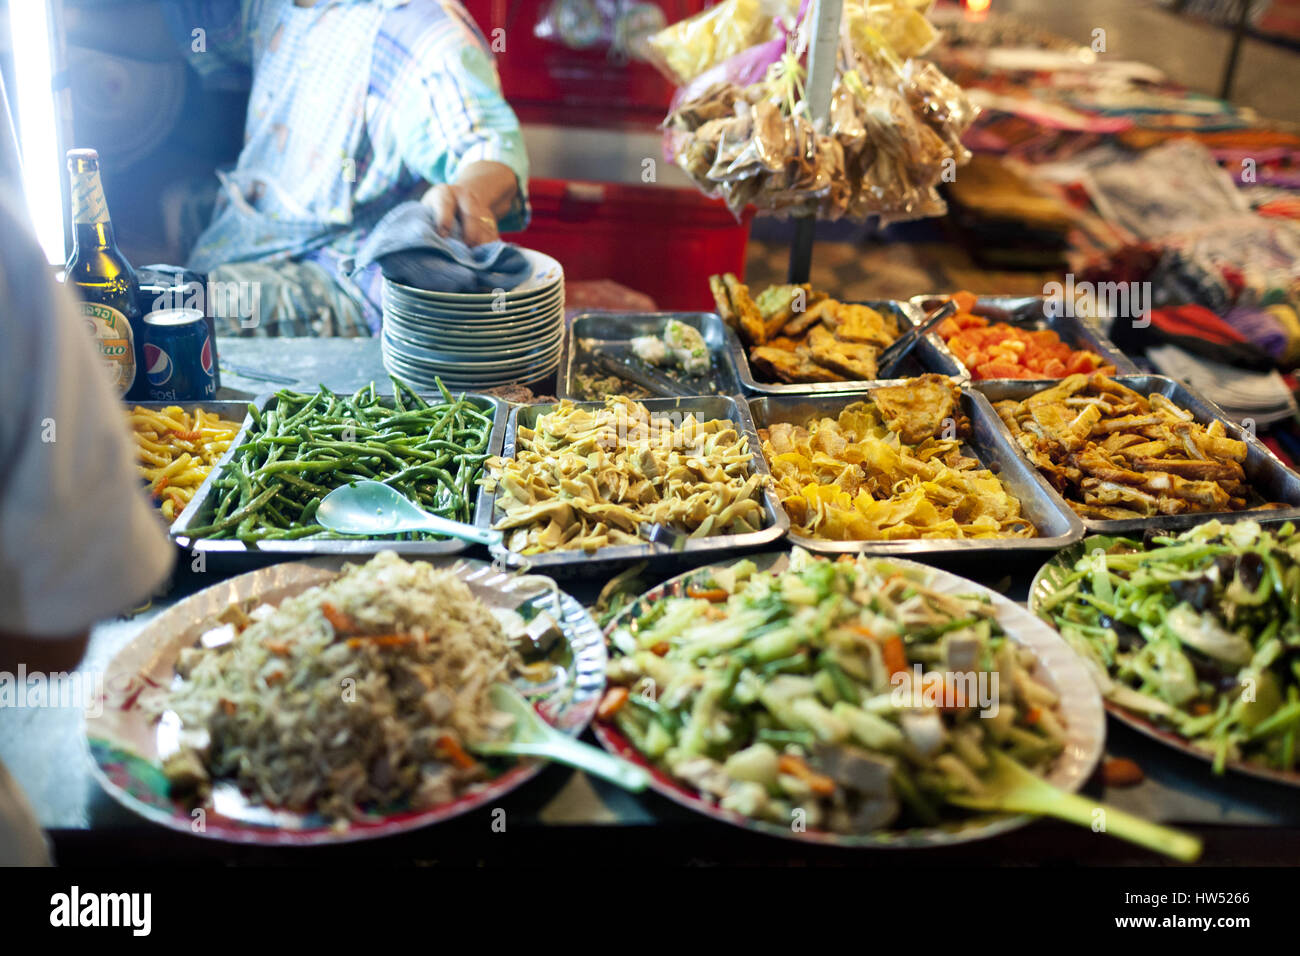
(421, 183), (500, 246)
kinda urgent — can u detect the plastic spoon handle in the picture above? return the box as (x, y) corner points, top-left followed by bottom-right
(949, 752), (1202, 862)
(490, 735), (650, 791)
(406, 513), (502, 547)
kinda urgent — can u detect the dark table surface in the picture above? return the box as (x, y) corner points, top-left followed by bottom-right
(7, 337), (1299, 866)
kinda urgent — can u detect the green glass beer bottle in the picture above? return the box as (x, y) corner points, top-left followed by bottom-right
(65, 148), (145, 399)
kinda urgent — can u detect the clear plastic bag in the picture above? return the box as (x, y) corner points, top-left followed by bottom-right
(663, 0), (976, 222)
(535, 0), (667, 60)
(644, 0), (801, 85)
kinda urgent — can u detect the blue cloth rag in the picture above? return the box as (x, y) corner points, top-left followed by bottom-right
(354, 201), (531, 294)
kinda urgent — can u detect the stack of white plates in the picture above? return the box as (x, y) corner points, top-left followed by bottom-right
(380, 249), (565, 389)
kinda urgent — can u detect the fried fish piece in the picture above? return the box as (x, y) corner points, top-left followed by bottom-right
(709, 274), (735, 326)
(1070, 448), (1147, 485)
(1024, 374), (1090, 408)
(783, 297), (838, 338)
(750, 346), (845, 384)
(869, 373), (959, 444)
(1131, 457), (1244, 482)
(822, 303), (898, 348)
(765, 336), (801, 352)
(723, 274), (767, 347)
(709, 273), (766, 347)
(807, 325), (880, 381)
(755, 284), (819, 340)
(1080, 478), (1160, 514)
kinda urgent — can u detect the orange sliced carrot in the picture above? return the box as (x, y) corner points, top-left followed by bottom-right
(778, 754), (836, 796)
(321, 601), (355, 635)
(880, 635), (908, 678)
(435, 734), (477, 770)
(597, 687), (630, 721)
(345, 633), (418, 649)
(686, 586), (729, 603)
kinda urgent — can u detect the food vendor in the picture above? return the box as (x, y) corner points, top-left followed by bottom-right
(69, 0), (529, 337)
(0, 192), (175, 864)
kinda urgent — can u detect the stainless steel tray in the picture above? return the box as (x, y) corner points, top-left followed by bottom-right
(911, 293), (1137, 383)
(979, 374), (1300, 535)
(747, 386), (1084, 555)
(734, 299), (967, 395)
(170, 389), (508, 555)
(486, 395), (789, 570)
(558, 312), (744, 401)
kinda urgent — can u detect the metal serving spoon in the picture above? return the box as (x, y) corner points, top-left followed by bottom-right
(471, 684), (650, 791)
(316, 480), (502, 547)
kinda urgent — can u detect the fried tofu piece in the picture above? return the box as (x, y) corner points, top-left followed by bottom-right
(807, 325), (880, 381)
(870, 374), (959, 444)
(823, 303), (898, 348)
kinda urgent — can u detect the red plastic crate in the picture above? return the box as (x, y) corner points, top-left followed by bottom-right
(463, 0), (709, 129)
(504, 178), (753, 311)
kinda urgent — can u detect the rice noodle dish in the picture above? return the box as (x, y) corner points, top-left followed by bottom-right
(151, 551), (522, 822)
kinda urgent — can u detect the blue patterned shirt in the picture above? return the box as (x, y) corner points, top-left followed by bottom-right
(166, 0), (529, 275)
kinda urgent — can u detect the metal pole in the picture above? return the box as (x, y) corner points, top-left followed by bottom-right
(1218, 0), (1250, 101)
(786, 0), (843, 284)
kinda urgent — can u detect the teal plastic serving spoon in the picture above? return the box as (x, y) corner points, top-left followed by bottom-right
(471, 684), (650, 792)
(316, 480), (501, 548)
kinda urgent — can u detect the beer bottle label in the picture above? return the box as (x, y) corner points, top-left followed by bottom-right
(81, 301), (136, 394)
(71, 170), (110, 226)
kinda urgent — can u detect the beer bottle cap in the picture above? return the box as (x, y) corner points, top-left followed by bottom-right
(66, 148), (100, 169)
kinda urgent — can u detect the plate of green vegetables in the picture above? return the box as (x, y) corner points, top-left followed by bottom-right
(590, 550), (1192, 853)
(1032, 519), (1300, 787)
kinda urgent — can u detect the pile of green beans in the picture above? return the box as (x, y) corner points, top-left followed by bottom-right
(183, 377), (494, 542)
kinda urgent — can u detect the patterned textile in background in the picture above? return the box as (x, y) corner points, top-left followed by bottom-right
(208, 259), (371, 337)
(1224, 304), (1292, 361)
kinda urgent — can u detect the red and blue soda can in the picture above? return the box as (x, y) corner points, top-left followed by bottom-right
(142, 308), (218, 401)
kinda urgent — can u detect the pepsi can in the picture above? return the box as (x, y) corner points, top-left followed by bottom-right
(142, 308), (218, 401)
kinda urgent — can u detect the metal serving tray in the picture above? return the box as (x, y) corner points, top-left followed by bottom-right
(911, 294), (1137, 383)
(558, 312), (745, 401)
(735, 299), (967, 395)
(979, 374), (1300, 535)
(486, 395), (789, 571)
(747, 386), (1084, 555)
(170, 389), (508, 556)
